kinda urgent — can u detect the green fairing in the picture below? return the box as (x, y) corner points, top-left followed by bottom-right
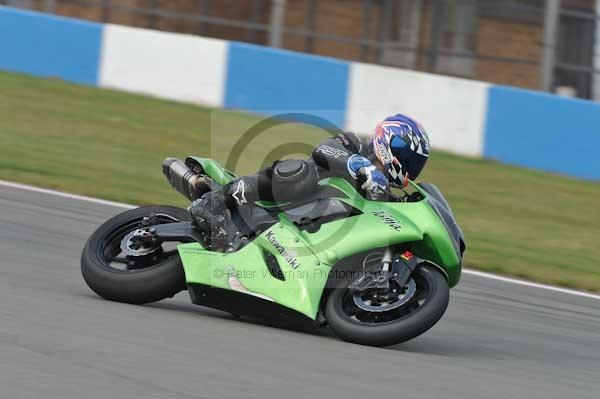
(178, 159), (462, 320)
(187, 156), (235, 186)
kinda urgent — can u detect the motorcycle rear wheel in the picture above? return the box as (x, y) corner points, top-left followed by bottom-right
(81, 205), (192, 304)
(325, 264), (449, 347)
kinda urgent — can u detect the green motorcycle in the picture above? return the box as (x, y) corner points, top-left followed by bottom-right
(81, 157), (465, 347)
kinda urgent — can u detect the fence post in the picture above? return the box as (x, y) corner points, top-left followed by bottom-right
(43, 0), (55, 13)
(541, 0), (561, 92)
(427, 0), (445, 72)
(198, 0), (210, 36)
(305, 0), (317, 53)
(247, 0), (262, 43)
(360, 0), (373, 61)
(377, 0), (392, 63)
(101, 0), (112, 22)
(269, 0), (286, 48)
(594, 0), (600, 101)
(148, 0), (159, 29)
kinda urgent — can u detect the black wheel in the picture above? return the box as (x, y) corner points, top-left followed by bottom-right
(81, 205), (193, 304)
(325, 264), (449, 347)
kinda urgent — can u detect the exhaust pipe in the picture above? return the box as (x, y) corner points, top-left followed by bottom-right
(162, 158), (210, 201)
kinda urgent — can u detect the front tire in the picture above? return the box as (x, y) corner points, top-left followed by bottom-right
(81, 205), (193, 305)
(325, 264), (449, 347)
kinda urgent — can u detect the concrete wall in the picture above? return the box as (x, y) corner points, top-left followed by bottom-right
(347, 63), (489, 156)
(224, 42), (349, 128)
(100, 24), (227, 107)
(2, 6), (600, 180)
(0, 7), (102, 85)
(484, 86), (600, 179)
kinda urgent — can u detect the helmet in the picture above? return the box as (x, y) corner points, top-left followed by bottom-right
(371, 114), (430, 186)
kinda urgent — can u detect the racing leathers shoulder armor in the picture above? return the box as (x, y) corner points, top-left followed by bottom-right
(312, 132), (372, 179)
(312, 132), (389, 199)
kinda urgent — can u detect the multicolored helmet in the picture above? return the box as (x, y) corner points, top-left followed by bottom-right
(371, 114), (430, 186)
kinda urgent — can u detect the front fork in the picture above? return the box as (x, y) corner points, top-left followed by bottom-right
(349, 247), (420, 293)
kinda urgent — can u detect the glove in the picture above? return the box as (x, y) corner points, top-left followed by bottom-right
(359, 165), (389, 198)
(347, 155), (389, 199)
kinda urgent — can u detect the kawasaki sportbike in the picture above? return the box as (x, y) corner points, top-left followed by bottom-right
(81, 157), (465, 347)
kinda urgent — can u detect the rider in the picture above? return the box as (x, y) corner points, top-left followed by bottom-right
(190, 113), (430, 237)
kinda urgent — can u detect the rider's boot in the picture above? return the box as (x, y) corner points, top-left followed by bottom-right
(189, 190), (229, 245)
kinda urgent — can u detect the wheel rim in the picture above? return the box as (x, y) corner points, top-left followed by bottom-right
(341, 270), (433, 325)
(352, 278), (417, 312)
(99, 214), (182, 272)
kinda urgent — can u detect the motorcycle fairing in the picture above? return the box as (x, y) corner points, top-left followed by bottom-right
(178, 217), (331, 319)
(178, 160), (462, 320)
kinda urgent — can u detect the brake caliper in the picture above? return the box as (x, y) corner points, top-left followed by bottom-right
(391, 251), (419, 288)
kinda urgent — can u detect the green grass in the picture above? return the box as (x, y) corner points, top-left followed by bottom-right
(1, 71), (599, 292)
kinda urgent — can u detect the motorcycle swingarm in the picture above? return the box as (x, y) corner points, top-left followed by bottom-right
(139, 221), (204, 244)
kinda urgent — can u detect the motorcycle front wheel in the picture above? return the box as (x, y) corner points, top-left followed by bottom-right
(325, 264), (449, 347)
(81, 205), (192, 304)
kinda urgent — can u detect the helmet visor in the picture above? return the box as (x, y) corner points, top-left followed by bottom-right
(404, 154), (427, 180)
(390, 135), (428, 180)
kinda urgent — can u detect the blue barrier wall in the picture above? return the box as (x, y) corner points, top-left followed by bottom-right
(2, 7), (600, 180)
(224, 42), (349, 128)
(0, 7), (102, 85)
(484, 86), (600, 180)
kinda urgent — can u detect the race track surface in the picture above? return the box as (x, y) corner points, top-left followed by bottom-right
(1, 183), (599, 399)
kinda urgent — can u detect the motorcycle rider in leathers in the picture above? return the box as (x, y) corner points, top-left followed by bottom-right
(189, 114), (431, 239)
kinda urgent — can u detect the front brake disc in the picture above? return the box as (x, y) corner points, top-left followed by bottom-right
(352, 279), (417, 312)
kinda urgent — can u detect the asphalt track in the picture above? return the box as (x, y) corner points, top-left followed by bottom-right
(1, 182), (599, 399)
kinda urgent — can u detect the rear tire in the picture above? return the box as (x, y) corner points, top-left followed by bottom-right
(325, 264), (449, 347)
(81, 205), (192, 305)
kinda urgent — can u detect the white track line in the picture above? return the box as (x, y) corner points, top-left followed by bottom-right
(2, 179), (599, 301)
(462, 269), (600, 300)
(0, 180), (134, 209)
